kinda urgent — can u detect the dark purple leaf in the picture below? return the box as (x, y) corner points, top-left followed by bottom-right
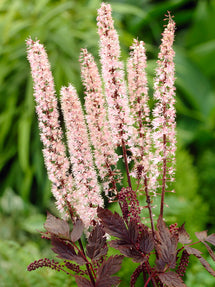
(86, 224), (107, 260)
(95, 256), (123, 287)
(156, 216), (178, 269)
(158, 271), (187, 287)
(178, 223), (192, 244)
(71, 219), (84, 242)
(185, 246), (202, 257)
(75, 276), (93, 287)
(206, 234), (215, 246)
(51, 236), (86, 265)
(139, 228), (154, 254)
(202, 242), (215, 261)
(97, 207), (128, 240)
(110, 241), (145, 262)
(195, 231), (208, 241)
(156, 258), (166, 272)
(185, 246), (215, 277)
(95, 277), (121, 287)
(198, 256), (215, 277)
(128, 220), (139, 243)
(97, 255), (124, 278)
(44, 212), (70, 238)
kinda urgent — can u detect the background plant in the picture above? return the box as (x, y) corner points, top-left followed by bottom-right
(0, 0), (215, 286)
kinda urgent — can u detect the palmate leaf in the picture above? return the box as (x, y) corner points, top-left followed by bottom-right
(95, 277), (121, 287)
(75, 276), (93, 287)
(195, 231), (215, 261)
(95, 255), (123, 287)
(195, 230), (208, 241)
(97, 207), (128, 240)
(206, 234), (215, 246)
(51, 236), (86, 265)
(158, 271), (187, 287)
(178, 223), (192, 244)
(44, 212), (70, 238)
(156, 216), (178, 270)
(139, 227), (154, 254)
(70, 219), (84, 242)
(110, 240), (145, 263)
(202, 241), (215, 262)
(86, 223), (108, 261)
(127, 220), (139, 243)
(185, 246), (215, 277)
(97, 255), (124, 277)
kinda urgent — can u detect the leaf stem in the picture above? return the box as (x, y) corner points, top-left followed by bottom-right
(78, 239), (96, 286)
(144, 176), (158, 259)
(144, 261), (158, 287)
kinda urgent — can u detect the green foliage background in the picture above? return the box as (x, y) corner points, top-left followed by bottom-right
(0, 0), (215, 286)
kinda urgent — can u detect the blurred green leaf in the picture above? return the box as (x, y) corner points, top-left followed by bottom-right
(175, 48), (215, 118)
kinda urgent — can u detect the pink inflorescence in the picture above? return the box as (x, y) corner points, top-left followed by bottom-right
(26, 38), (73, 216)
(127, 39), (152, 182)
(151, 14), (176, 191)
(97, 3), (134, 146)
(60, 84), (103, 227)
(80, 49), (120, 194)
(26, 3), (177, 228)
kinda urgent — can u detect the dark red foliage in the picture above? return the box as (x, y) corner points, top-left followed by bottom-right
(28, 211), (215, 287)
(95, 255), (123, 287)
(44, 212), (70, 238)
(51, 235), (87, 265)
(178, 223), (192, 244)
(97, 207), (129, 240)
(158, 271), (187, 287)
(86, 223), (108, 261)
(70, 219), (84, 242)
(75, 276), (93, 287)
(155, 216), (178, 271)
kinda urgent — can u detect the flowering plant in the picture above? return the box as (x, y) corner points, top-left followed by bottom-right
(26, 3), (215, 286)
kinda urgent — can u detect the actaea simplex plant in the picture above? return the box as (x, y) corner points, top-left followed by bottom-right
(26, 3), (215, 286)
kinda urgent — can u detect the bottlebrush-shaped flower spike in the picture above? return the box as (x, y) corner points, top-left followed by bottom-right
(151, 13), (176, 216)
(26, 38), (73, 216)
(97, 2), (133, 146)
(127, 39), (151, 181)
(80, 48), (120, 195)
(60, 84), (103, 228)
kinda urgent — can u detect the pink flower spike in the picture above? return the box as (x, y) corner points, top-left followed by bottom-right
(80, 48), (120, 195)
(97, 3), (133, 146)
(151, 13), (176, 215)
(127, 39), (152, 181)
(26, 38), (72, 217)
(60, 84), (103, 228)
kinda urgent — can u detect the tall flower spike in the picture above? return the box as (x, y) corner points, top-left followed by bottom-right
(80, 49), (120, 195)
(26, 38), (72, 216)
(60, 84), (103, 228)
(151, 13), (176, 216)
(97, 3), (133, 146)
(127, 39), (151, 183)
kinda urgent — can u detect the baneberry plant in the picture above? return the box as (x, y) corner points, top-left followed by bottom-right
(26, 3), (215, 286)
